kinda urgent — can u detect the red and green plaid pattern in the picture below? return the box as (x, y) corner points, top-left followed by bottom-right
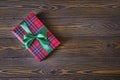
(12, 12), (60, 61)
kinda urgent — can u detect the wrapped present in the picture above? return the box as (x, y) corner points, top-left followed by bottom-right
(11, 12), (60, 61)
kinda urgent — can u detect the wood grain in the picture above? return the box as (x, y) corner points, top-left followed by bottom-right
(0, 0), (120, 80)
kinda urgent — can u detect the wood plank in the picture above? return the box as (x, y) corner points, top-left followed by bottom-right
(0, 0), (120, 16)
(0, 0), (120, 21)
(0, 57), (119, 78)
(0, 37), (120, 58)
(1, 21), (120, 38)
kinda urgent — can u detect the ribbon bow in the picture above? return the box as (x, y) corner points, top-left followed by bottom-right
(20, 21), (52, 53)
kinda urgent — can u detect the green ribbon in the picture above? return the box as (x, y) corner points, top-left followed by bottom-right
(20, 21), (52, 53)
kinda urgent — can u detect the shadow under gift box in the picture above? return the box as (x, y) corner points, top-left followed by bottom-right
(11, 12), (60, 62)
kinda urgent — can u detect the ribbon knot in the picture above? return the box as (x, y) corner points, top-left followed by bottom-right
(20, 21), (52, 53)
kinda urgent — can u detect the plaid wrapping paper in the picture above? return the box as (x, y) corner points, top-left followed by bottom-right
(12, 12), (60, 61)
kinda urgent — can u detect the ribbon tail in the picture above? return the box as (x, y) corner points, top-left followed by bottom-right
(37, 39), (52, 53)
(37, 27), (52, 53)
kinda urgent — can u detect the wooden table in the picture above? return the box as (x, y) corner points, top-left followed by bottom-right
(0, 0), (120, 80)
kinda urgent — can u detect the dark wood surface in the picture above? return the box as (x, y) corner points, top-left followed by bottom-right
(0, 0), (120, 80)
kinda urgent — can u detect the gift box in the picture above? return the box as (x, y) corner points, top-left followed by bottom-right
(11, 12), (60, 61)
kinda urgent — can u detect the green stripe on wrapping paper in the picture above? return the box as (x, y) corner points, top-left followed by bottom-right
(20, 21), (52, 53)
